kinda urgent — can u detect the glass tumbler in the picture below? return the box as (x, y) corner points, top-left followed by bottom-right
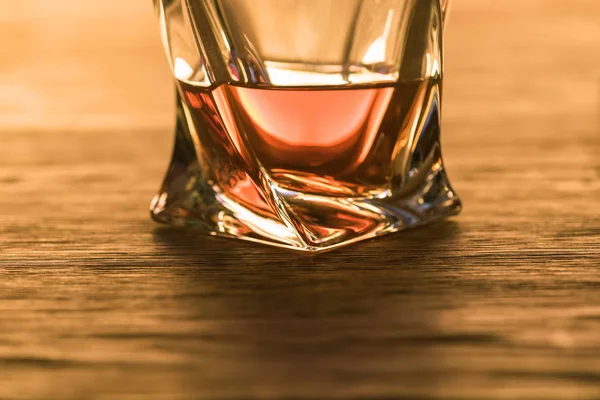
(150, 0), (461, 252)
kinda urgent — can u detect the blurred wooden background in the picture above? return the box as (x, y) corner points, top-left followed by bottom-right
(1, 1), (599, 399)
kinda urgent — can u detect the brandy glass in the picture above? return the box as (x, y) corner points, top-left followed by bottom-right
(150, 0), (461, 252)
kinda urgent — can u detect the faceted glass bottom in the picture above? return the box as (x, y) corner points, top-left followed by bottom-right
(150, 81), (461, 252)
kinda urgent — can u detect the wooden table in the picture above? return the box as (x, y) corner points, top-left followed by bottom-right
(1, 1), (599, 399)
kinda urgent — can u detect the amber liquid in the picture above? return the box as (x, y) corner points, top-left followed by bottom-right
(179, 79), (436, 198)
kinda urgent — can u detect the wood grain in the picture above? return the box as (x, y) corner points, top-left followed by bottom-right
(1, 1), (599, 399)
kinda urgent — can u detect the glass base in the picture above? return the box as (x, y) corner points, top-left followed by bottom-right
(151, 178), (460, 253)
(150, 90), (461, 253)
